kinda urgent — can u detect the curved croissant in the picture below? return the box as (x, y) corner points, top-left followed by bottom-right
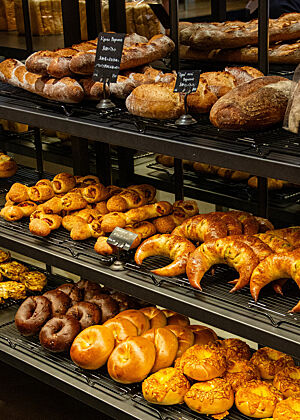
(134, 234), (196, 277)
(255, 233), (294, 253)
(250, 248), (300, 312)
(267, 227), (300, 248)
(186, 237), (259, 292)
(172, 214), (228, 242)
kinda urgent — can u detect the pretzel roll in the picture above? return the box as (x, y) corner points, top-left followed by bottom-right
(140, 307), (167, 328)
(223, 359), (260, 392)
(189, 325), (217, 346)
(184, 379), (234, 416)
(70, 325), (115, 370)
(162, 309), (190, 327)
(115, 309), (150, 335)
(142, 367), (190, 405)
(107, 336), (156, 384)
(27, 184), (54, 202)
(81, 183), (108, 203)
(273, 393), (300, 420)
(273, 367), (300, 398)
(103, 317), (138, 345)
(187, 237), (259, 292)
(179, 343), (226, 381)
(142, 327), (179, 372)
(235, 380), (283, 418)
(165, 325), (194, 358)
(52, 173), (76, 194)
(0, 153), (17, 177)
(219, 338), (251, 361)
(135, 234), (196, 277)
(251, 347), (295, 380)
(6, 183), (29, 202)
(1, 201), (37, 221)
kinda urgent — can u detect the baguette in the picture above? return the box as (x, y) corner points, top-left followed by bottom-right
(101, 201), (173, 233)
(248, 177), (295, 190)
(180, 13), (300, 50)
(210, 76), (293, 130)
(0, 59), (84, 103)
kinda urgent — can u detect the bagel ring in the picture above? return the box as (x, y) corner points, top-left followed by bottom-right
(162, 309), (190, 327)
(15, 296), (51, 336)
(164, 324), (194, 358)
(273, 366), (300, 398)
(139, 307), (167, 328)
(189, 325), (217, 346)
(39, 315), (81, 353)
(250, 347), (295, 380)
(219, 338), (251, 361)
(223, 359), (260, 392)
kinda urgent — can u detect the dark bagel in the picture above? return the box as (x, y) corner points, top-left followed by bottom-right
(39, 315), (81, 352)
(43, 289), (71, 316)
(15, 296), (51, 336)
(66, 301), (101, 330)
(86, 293), (119, 323)
(56, 283), (82, 305)
(109, 291), (135, 312)
(76, 279), (103, 300)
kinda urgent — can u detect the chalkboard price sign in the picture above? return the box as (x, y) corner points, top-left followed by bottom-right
(174, 70), (201, 94)
(93, 32), (125, 83)
(107, 227), (138, 251)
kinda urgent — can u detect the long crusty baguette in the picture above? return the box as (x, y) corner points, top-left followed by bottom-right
(180, 13), (300, 50)
(180, 39), (300, 64)
(0, 59), (84, 103)
(210, 76), (293, 130)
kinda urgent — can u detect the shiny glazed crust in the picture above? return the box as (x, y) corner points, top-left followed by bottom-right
(250, 347), (295, 380)
(273, 367), (300, 398)
(223, 359), (260, 392)
(273, 393), (300, 420)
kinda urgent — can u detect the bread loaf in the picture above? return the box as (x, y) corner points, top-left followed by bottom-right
(180, 13), (300, 50)
(210, 76), (292, 130)
(0, 0), (16, 31)
(0, 59), (84, 103)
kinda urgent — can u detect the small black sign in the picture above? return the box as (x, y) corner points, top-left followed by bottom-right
(107, 227), (138, 251)
(93, 32), (125, 83)
(174, 70), (201, 94)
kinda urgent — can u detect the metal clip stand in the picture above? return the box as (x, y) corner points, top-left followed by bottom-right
(175, 91), (197, 126)
(110, 247), (125, 271)
(96, 78), (116, 110)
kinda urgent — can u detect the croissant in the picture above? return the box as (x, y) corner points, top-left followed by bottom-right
(1, 201), (37, 221)
(52, 173), (76, 193)
(94, 221), (157, 256)
(41, 192), (87, 214)
(254, 217), (274, 233)
(153, 200), (199, 233)
(229, 235), (273, 262)
(250, 248), (300, 312)
(186, 237), (259, 292)
(172, 214), (228, 242)
(29, 211), (62, 237)
(135, 234), (196, 277)
(101, 201), (173, 233)
(267, 227), (300, 248)
(255, 233), (294, 253)
(81, 183), (108, 203)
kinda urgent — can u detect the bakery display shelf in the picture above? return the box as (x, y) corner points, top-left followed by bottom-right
(0, 84), (299, 184)
(0, 309), (254, 420)
(0, 217), (299, 357)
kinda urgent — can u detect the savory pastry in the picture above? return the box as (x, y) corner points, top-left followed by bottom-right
(115, 309), (150, 335)
(70, 325), (115, 369)
(162, 310), (190, 327)
(273, 392), (300, 420)
(81, 183), (108, 203)
(135, 234), (196, 277)
(0, 260), (28, 280)
(235, 380), (283, 418)
(20, 271), (47, 292)
(29, 212), (62, 237)
(106, 184), (154, 212)
(250, 347), (295, 380)
(15, 295), (52, 336)
(0, 281), (26, 301)
(5, 183), (32, 203)
(189, 325), (217, 346)
(152, 200), (199, 233)
(52, 173), (76, 193)
(42, 192), (87, 214)
(107, 336), (156, 383)
(103, 317), (138, 345)
(142, 327), (179, 372)
(1, 200), (37, 221)
(273, 366), (300, 398)
(39, 315), (81, 352)
(184, 379), (234, 416)
(75, 175), (100, 187)
(218, 338), (252, 361)
(164, 325), (194, 359)
(0, 153), (17, 177)
(66, 301), (101, 330)
(139, 307), (167, 329)
(187, 237), (259, 292)
(142, 367), (190, 405)
(250, 248), (300, 312)
(223, 359), (260, 392)
(178, 343), (227, 381)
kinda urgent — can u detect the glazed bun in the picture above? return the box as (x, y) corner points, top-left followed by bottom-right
(103, 317), (138, 344)
(107, 336), (155, 384)
(115, 309), (150, 335)
(223, 359), (260, 392)
(164, 325), (194, 358)
(142, 367), (190, 405)
(189, 325), (217, 346)
(273, 366), (300, 398)
(219, 338), (251, 361)
(273, 392), (300, 420)
(162, 309), (190, 327)
(235, 380), (283, 418)
(140, 307), (167, 328)
(178, 344), (227, 381)
(251, 347), (295, 380)
(184, 379), (234, 416)
(70, 325), (115, 370)
(142, 327), (178, 372)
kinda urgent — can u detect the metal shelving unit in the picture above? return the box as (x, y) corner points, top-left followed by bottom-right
(0, 0), (299, 418)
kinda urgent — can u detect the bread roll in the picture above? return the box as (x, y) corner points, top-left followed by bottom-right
(0, 153), (17, 178)
(115, 309), (150, 335)
(189, 325), (217, 346)
(139, 307), (167, 328)
(164, 325), (194, 358)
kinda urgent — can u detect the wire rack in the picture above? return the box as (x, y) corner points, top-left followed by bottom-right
(0, 165), (53, 195)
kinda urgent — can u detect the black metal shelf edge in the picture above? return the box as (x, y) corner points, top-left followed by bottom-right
(1, 226), (299, 358)
(0, 95), (300, 184)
